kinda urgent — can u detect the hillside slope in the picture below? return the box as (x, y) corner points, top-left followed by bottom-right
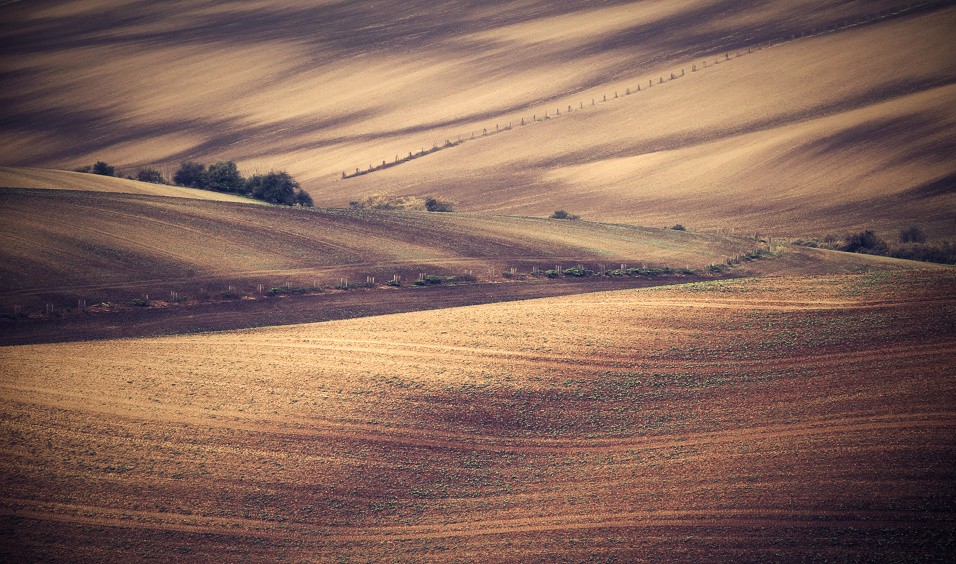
(2, 268), (953, 561)
(2, 1), (952, 236)
(0, 187), (756, 312)
(0, 167), (262, 203)
(340, 5), (956, 237)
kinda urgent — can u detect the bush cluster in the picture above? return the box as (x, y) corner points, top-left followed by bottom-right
(77, 161), (166, 185)
(77, 159), (312, 207)
(174, 161), (313, 207)
(540, 265), (702, 279)
(890, 242), (956, 264)
(793, 227), (954, 265)
(413, 275), (456, 286)
(842, 230), (889, 255)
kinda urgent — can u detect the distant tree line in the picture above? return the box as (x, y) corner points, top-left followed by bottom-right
(75, 160), (312, 207)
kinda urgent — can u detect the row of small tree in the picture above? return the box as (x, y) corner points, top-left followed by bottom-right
(77, 160), (313, 207)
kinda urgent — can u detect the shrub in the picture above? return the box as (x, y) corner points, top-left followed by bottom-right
(413, 275), (449, 286)
(842, 230), (889, 255)
(136, 168), (167, 184)
(173, 161), (206, 188)
(246, 171), (312, 207)
(741, 249), (771, 261)
(899, 226), (927, 244)
(630, 267), (673, 276)
(550, 210), (580, 220)
(130, 298), (149, 307)
(671, 224), (686, 231)
(386, 279), (401, 287)
(544, 269), (560, 278)
(890, 242), (955, 264)
(267, 285), (314, 296)
(424, 196), (454, 212)
(91, 161), (116, 176)
(562, 265), (592, 277)
(73, 165), (93, 173)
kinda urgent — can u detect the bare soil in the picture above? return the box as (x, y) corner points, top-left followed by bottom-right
(1, 268), (953, 562)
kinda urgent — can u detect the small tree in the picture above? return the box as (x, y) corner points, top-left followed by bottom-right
(136, 168), (167, 184)
(173, 161), (206, 188)
(671, 224), (686, 231)
(246, 171), (312, 206)
(204, 160), (245, 193)
(899, 226), (927, 244)
(91, 161), (115, 176)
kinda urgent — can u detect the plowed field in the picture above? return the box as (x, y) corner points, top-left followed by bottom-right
(2, 268), (953, 561)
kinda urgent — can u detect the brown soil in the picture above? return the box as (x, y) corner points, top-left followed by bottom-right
(1, 268), (954, 561)
(0, 188), (756, 313)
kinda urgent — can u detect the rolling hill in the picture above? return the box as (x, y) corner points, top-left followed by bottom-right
(338, 5), (956, 237)
(0, 186), (757, 314)
(2, 266), (953, 561)
(1, 0), (953, 236)
(1, 1), (955, 561)
(0, 166), (263, 203)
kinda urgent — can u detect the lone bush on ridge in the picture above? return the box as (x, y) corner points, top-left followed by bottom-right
(550, 210), (579, 220)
